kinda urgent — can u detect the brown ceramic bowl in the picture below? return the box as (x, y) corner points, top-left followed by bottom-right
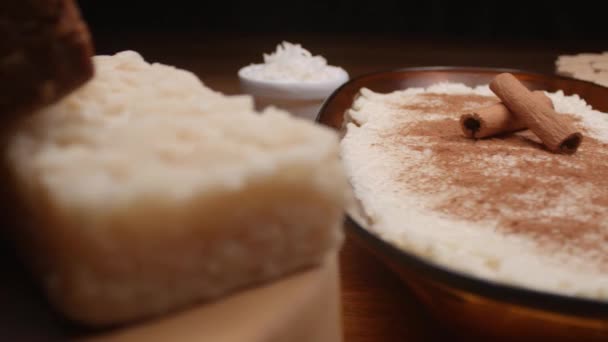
(317, 67), (608, 341)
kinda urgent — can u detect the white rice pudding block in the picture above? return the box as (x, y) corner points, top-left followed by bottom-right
(3, 51), (347, 326)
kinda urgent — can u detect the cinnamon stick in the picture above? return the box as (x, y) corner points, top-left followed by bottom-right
(489, 73), (582, 154)
(460, 91), (553, 138)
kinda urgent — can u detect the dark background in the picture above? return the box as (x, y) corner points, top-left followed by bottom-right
(78, 0), (607, 40)
(74, 0), (607, 94)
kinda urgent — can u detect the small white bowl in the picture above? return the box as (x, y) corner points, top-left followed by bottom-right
(238, 66), (349, 120)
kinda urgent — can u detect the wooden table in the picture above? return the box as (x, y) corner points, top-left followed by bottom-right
(8, 32), (606, 341)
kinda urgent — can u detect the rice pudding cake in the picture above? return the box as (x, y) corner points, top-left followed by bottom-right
(341, 83), (608, 299)
(3, 51), (346, 326)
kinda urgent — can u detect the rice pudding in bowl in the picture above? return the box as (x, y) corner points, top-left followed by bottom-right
(340, 82), (608, 300)
(239, 42), (348, 120)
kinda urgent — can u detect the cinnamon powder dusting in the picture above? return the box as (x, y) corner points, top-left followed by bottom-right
(387, 93), (608, 268)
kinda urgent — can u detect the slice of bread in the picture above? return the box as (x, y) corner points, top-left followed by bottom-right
(2, 51), (346, 326)
(0, 0), (94, 119)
